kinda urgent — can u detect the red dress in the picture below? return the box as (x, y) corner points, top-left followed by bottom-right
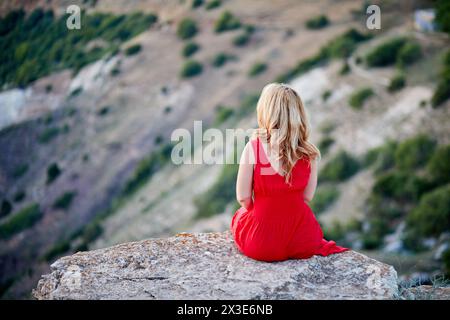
(231, 138), (348, 262)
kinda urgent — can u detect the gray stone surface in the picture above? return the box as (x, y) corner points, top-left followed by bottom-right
(33, 231), (399, 300)
(401, 285), (450, 300)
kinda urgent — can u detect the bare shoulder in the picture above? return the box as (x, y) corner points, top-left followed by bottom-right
(309, 156), (319, 171)
(240, 139), (256, 164)
(304, 155), (318, 170)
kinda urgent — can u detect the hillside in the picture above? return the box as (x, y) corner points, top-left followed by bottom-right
(0, 0), (449, 299)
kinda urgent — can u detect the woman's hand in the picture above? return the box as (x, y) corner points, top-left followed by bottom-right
(238, 197), (253, 210)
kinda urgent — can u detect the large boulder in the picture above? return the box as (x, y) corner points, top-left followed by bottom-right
(33, 231), (399, 299)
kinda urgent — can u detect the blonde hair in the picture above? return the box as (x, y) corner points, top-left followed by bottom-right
(255, 83), (320, 184)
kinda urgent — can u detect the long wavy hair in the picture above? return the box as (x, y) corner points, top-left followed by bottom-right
(255, 83), (320, 184)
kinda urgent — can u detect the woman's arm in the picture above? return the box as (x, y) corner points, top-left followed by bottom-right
(236, 141), (254, 210)
(303, 158), (318, 202)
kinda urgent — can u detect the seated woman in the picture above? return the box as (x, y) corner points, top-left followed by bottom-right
(231, 83), (348, 262)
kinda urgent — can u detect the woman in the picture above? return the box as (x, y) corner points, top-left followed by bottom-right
(230, 83), (348, 262)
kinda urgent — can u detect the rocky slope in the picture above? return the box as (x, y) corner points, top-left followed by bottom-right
(33, 231), (399, 300)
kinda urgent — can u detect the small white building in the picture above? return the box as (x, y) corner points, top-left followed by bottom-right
(414, 9), (436, 32)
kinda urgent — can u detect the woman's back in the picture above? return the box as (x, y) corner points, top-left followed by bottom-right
(253, 137), (310, 198)
(231, 138), (348, 262)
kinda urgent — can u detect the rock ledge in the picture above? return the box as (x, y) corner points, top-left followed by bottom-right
(33, 231), (398, 299)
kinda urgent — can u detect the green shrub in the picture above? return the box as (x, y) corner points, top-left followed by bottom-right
(367, 194), (403, 220)
(305, 15), (329, 30)
(191, 0), (204, 9)
(124, 44), (142, 56)
(323, 28), (371, 59)
(70, 87), (83, 97)
(402, 230), (426, 252)
(0, 9), (25, 37)
(236, 93), (259, 117)
(194, 163), (238, 218)
(53, 191), (76, 210)
(180, 60), (203, 78)
(321, 90), (332, 101)
(323, 220), (345, 241)
(372, 172), (429, 202)
(361, 231), (384, 249)
(232, 33), (250, 47)
(82, 222), (103, 244)
(362, 217), (392, 249)
(43, 240), (71, 262)
(365, 38), (421, 69)
(319, 122), (335, 135)
(0, 203), (42, 239)
(214, 11), (241, 33)
(431, 50), (450, 108)
(405, 184), (450, 238)
(427, 144), (450, 185)
(0, 200), (12, 218)
(205, 0), (221, 10)
(324, 219), (360, 248)
(177, 18), (198, 40)
(397, 42), (421, 67)
(214, 105), (234, 125)
(13, 191), (26, 203)
(154, 135), (163, 145)
(310, 184), (340, 214)
(364, 141), (397, 173)
(276, 53), (325, 82)
(318, 136), (334, 155)
(394, 134), (436, 170)
(62, 124), (70, 134)
(182, 41), (200, 57)
(365, 37), (408, 67)
(46, 163), (61, 184)
(44, 115), (53, 125)
(348, 87), (374, 109)
(248, 62), (267, 77)
(244, 24), (255, 34)
(0, 10), (157, 88)
(111, 66), (120, 76)
(435, 0), (450, 34)
(97, 106), (110, 116)
(320, 151), (360, 182)
(211, 52), (230, 67)
(432, 76), (450, 108)
(276, 29), (372, 82)
(388, 73), (406, 92)
(431, 76), (450, 108)
(443, 248), (450, 278)
(339, 61), (350, 75)
(122, 143), (173, 196)
(38, 127), (60, 143)
(12, 163), (28, 178)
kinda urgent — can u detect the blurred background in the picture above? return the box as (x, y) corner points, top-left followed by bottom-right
(0, 0), (449, 299)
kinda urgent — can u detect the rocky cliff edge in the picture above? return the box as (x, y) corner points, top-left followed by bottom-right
(33, 231), (399, 299)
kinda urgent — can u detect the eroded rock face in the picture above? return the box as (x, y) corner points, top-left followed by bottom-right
(33, 231), (398, 300)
